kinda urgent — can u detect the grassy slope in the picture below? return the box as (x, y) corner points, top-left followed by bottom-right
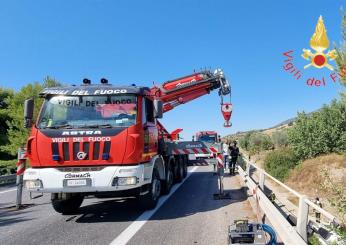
(286, 153), (346, 219)
(224, 122), (346, 222)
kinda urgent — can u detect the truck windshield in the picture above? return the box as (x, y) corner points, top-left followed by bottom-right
(197, 134), (217, 143)
(38, 95), (137, 129)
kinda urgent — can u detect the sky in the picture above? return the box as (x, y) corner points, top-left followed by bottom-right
(0, 0), (345, 140)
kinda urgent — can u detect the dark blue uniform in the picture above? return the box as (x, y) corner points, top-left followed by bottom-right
(229, 145), (239, 174)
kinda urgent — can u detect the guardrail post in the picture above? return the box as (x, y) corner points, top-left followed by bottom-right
(259, 171), (265, 190)
(16, 147), (26, 209)
(296, 196), (308, 242)
(246, 162), (251, 176)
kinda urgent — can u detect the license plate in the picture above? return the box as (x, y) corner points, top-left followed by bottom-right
(66, 179), (87, 187)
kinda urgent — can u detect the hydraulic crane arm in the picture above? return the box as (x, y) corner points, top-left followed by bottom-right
(150, 69), (230, 113)
(150, 69), (232, 127)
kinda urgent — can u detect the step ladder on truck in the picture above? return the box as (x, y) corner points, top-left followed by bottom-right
(22, 69), (232, 214)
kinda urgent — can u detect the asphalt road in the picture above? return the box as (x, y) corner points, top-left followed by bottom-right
(0, 164), (256, 245)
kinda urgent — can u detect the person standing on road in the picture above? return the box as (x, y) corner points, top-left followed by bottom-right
(229, 141), (240, 175)
(222, 141), (230, 170)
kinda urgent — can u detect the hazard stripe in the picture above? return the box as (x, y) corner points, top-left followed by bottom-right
(16, 164), (25, 172)
(216, 153), (224, 168)
(183, 149), (190, 154)
(210, 147), (218, 153)
(16, 168), (25, 176)
(201, 148), (209, 154)
(192, 148), (199, 154)
(172, 148), (212, 155)
(16, 159), (26, 176)
(16, 160), (24, 166)
(173, 149), (180, 154)
(16, 165), (26, 175)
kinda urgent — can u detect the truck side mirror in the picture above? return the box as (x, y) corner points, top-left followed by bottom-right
(24, 98), (34, 128)
(153, 100), (163, 119)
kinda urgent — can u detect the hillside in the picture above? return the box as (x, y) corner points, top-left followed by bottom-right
(223, 115), (346, 223)
(286, 153), (346, 219)
(223, 119), (293, 143)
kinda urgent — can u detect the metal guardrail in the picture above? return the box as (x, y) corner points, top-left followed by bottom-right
(238, 152), (340, 243)
(237, 160), (306, 244)
(0, 174), (16, 185)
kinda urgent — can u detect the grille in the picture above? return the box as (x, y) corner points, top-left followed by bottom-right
(53, 141), (111, 161)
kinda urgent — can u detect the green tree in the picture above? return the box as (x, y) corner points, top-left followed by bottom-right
(288, 100), (346, 160)
(239, 131), (254, 150)
(0, 77), (61, 156)
(248, 133), (274, 154)
(0, 88), (14, 159)
(42, 76), (61, 88)
(271, 130), (289, 148)
(239, 131), (274, 153)
(336, 11), (346, 86)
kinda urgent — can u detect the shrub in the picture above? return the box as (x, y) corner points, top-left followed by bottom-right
(271, 130), (289, 148)
(239, 131), (254, 150)
(248, 133), (274, 154)
(0, 159), (17, 175)
(239, 131), (273, 154)
(321, 168), (346, 224)
(264, 148), (299, 181)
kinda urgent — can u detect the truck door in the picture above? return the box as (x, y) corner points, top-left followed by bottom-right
(142, 98), (158, 161)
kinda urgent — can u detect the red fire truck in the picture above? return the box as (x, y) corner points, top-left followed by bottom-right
(23, 69), (232, 214)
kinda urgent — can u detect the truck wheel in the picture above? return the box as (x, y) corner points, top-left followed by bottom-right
(139, 169), (161, 210)
(162, 161), (174, 194)
(182, 156), (188, 177)
(51, 194), (84, 214)
(175, 157), (184, 183)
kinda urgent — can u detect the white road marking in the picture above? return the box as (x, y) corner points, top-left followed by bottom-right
(109, 166), (199, 245)
(0, 188), (16, 194)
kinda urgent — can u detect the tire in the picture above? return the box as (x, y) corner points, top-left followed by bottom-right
(51, 194), (84, 214)
(138, 169), (161, 210)
(162, 160), (174, 195)
(182, 155), (188, 177)
(175, 157), (184, 183)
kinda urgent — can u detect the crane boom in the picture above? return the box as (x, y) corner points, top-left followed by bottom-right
(150, 69), (232, 127)
(150, 69), (230, 112)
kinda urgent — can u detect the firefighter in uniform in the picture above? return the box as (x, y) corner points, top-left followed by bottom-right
(229, 141), (240, 175)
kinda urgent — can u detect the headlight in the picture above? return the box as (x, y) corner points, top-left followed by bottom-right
(24, 179), (43, 189)
(112, 177), (138, 186)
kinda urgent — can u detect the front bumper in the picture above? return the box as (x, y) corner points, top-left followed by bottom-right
(23, 165), (151, 193)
